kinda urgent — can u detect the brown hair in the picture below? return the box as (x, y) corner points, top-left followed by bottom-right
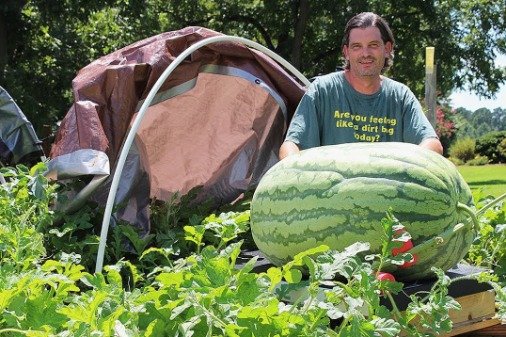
(342, 12), (395, 71)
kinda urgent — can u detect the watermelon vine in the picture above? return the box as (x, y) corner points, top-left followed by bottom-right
(1, 161), (505, 336)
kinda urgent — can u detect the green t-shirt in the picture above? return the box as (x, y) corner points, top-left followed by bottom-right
(285, 71), (438, 149)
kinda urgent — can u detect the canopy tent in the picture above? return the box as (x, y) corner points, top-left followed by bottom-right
(47, 27), (307, 241)
(0, 86), (45, 166)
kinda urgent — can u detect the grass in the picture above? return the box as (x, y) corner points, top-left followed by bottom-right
(457, 164), (506, 198)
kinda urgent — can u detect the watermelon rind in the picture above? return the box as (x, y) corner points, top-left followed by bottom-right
(250, 142), (476, 281)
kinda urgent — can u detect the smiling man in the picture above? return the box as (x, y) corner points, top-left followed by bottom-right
(279, 12), (443, 159)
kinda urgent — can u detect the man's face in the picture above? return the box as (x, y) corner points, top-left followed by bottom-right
(343, 26), (392, 77)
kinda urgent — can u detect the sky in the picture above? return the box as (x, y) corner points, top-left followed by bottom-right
(448, 54), (506, 111)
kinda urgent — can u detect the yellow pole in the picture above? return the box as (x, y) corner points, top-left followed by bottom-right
(424, 47), (437, 128)
(426, 47), (435, 71)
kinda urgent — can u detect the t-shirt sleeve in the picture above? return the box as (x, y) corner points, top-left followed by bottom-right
(402, 91), (439, 144)
(284, 92), (321, 150)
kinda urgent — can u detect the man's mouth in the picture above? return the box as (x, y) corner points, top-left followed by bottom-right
(359, 58), (375, 65)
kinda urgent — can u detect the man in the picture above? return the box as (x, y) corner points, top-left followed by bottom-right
(279, 12), (443, 159)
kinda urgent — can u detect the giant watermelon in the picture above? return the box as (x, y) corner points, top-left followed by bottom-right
(250, 142), (476, 281)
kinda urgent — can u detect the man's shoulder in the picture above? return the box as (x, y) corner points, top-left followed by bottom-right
(309, 71), (345, 89)
(382, 76), (410, 91)
(312, 71), (344, 82)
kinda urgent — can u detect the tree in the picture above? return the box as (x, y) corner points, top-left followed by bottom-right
(1, 0), (505, 135)
(491, 107), (506, 131)
(0, 0), (151, 136)
(451, 106), (506, 145)
(0, 1), (27, 70)
(476, 130), (506, 163)
(471, 108), (493, 126)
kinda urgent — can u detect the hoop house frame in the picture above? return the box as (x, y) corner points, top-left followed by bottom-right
(95, 35), (310, 273)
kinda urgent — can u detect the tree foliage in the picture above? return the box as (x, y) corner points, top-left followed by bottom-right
(476, 130), (506, 163)
(454, 107), (506, 139)
(0, 0), (505, 136)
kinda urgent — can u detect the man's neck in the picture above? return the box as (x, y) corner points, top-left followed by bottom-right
(344, 70), (382, 95)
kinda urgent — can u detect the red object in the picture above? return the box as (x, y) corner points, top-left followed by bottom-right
(399, 254), (418, 269)
(376, 272), (396, 282)
(391, 227), (415, 268)
(392, 239), (414, 256)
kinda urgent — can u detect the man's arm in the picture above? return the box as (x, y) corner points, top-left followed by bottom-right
(419, 138), (443, 155)
(279, 141), (301, 160)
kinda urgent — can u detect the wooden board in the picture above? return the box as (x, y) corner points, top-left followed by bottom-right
(443, 290), (498, 336)
(450, 319), (504, 336)
(460, 322), (506, 336)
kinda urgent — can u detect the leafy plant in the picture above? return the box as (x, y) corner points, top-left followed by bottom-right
(466, 193), (506, 278)
(1, 162), (505, 336)
(466, 154), (490, 166)
(0, 163), (55, 271)
(448, 137), (476, 163)
(476, 130), (506, 164)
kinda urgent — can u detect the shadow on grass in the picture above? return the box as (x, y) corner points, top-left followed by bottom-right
(467, 180), (506, 186)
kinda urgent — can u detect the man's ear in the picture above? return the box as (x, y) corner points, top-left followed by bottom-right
(342, 45), (349, 60)
(384, 41), (393, 57)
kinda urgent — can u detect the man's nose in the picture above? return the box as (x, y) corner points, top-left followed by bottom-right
(362, 46), (373, 56)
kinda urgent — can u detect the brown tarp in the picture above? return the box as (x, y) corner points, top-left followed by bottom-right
(47, 26), (305, 231)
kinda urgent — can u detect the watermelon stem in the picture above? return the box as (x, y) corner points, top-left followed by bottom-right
(474, 192), (506, 218)
(384, 290), (403, 320)
(338, 316), (351, 332)
(373, 221), (470, 272)
(375, 195), (505, 275)
(456, 202), (479, 233)
(419, 273), (487, 303)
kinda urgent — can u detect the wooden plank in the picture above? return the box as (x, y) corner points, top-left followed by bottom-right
(446, 318), (502, 337)
(449, 290), (496, 325)
(441, 290), (502, 336)
(398, 290), (496, 337)
(466, 322), (506, 336)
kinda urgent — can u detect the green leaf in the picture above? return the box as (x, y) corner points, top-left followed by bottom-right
(224, 323), (244, 337)
(184, 224), (205, 249)
(266, 267), (283, 291)
(104, 265), (124, 288)
(58, 291), (109, 325)
(292, 245), (329, 266)
(156, 271), (186, 289)
(284, 268), (302, 284)
(170, 301), (193, 320)
(371, 317), (401, 336)
(178, 315), (201, 336)
(314, 242), (370, 280)
(25, 330), (53, 337)
(237, 298), (280, 321)
(140, 246), (176, 262)
(30, 173), (48, 200)
(144, 319), (168, 337)
(236, 272), (262, 305)
(118, 224), (155, 255)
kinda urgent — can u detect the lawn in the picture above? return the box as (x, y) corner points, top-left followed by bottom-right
(457, 164), (506, 198)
